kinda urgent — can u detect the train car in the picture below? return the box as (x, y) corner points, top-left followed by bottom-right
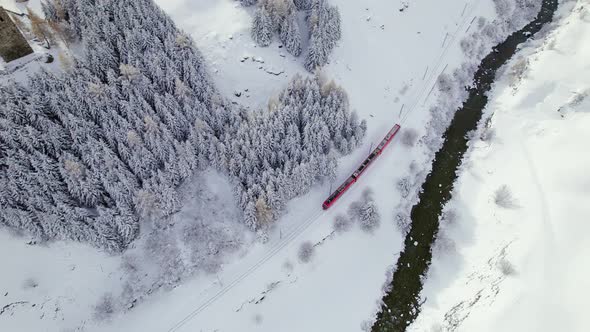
(322, 124), (401, 210)
(322, 176), (356, 209)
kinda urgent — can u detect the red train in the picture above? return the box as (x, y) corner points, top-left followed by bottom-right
(322, 124), (401, 210)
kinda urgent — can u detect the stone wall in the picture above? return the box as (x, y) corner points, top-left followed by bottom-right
(0, 7), (34, 63)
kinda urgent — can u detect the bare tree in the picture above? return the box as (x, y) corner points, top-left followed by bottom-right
(253, 313), (264, 324)
(359, 200), (380, 233)
(22, 278), (38, 289)
(361, 187), (374, 202)
(93, 293), (115, 321)
(396, 176), (411, 198)
(282, 260), (294, 273)
(394, 212), (411, 235)
(400, 128), (419, 147)
(432, 231), (456, 256)
(239, 0), (258, 6)
(347, 200), (363, 221)
(293, 0), (312, 10)
(27, 7), (53, 48)
(440, 208), (458, 226)
(120, 254), (140, 275)
(298, 241), (314, 263)
(480, 126), (496, 142)
(494, 185), (518, 208)
(498, 258), (516, 276)
(255, 197), (273, 227)
(333, 214), (352, 233)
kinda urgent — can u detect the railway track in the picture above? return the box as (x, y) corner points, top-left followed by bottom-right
(166, 1), (484, 330)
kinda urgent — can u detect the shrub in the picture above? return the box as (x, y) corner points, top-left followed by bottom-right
(298, 241), (314, 263)
(394, 212), (411, 235)
(396, 177), (411, 198)
(359, 200), (380, 233)
(333, 214), (352, 233)
(480, 126), (496, 142)
(493, 185), (518, 208)
(433, 232), (456, 256)
(293, 0), (312, 10)
(253, 313), (264, 324)
(93, 293), (116, 321)
(441, 208), (458, 226)
(240, 0), (258, 6)
(22, 278), (38, 289)
(401, 128), (419, 147)
(498, 258), (516, 276)
(282, 260), (294, 272)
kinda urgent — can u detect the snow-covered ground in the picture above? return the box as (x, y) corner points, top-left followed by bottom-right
(1, 0), (534, 331)
(97, 1), (497, 331)
(0, 231), (123, 331)
(409, 1), (590, 331)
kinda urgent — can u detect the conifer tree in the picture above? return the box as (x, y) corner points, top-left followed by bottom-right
(252, 6), (274, 47)
(279, 13), (302, 56)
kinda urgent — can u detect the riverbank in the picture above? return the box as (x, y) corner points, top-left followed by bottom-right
(372, 0), (560, 331)
(409, 1), (590, 330)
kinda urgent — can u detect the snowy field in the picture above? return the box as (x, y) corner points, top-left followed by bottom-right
(103, 1), (498, 331)
(409, 1), (590, 331)
(0, 0), (541, 331)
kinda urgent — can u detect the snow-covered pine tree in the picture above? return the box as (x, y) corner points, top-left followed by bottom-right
(266, 0), (296, 27)
(0, 0), (236, 251)
(2, 0), (362, 251)
(304, 0), (341, 71)
(279, 12), (302, 56)
(239, 0), (259, 6)
(252, 6), (274, 47)
(222, 74), (365, 229)
(293, 0), (313, 10)
(359, 199), (380, 232)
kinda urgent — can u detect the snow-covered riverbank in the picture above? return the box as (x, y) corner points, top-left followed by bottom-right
(410, 1), (590, 331)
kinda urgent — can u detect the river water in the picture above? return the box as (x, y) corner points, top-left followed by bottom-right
(372, 1), (559, 331)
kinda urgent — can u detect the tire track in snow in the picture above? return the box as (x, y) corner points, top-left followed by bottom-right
(519, 138), (554, 241)
(518, 134), (558, 316)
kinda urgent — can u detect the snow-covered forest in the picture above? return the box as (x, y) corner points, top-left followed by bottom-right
(2, 0), (220, 252)
(0, 0), (362, 251)
(231, 74), (365, 230)
(3, 0), (584, 331)
(248, 0), (341, 71)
